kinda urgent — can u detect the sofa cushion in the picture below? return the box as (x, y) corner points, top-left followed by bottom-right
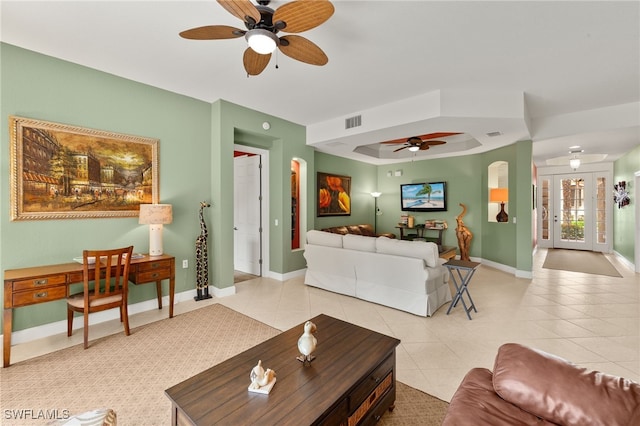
(306, 230), (343, 248)
(492, 343), (640, 426)
(375, 237), (439, 267)
(442, 368), (556, 426)
(343, 234), (376, 252)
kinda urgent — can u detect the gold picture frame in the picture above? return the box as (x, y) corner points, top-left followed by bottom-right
(9, 116), (159, 221)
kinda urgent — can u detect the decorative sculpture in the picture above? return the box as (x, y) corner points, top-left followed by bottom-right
(297, 321), (317, 365)
(248, 360), (277, 394)
(195, 201), (212, 301)
(456, 203), (473, 261)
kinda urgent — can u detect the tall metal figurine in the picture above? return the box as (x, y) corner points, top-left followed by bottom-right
(195, 201), (212, 301)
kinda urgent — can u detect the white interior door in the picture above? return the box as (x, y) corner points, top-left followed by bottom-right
(233, 154), (261, 275)
(553, 174), (593, 250)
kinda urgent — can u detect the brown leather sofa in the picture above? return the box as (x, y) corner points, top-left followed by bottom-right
(320, 224), (396, 239)
(442, 343), (640, 426)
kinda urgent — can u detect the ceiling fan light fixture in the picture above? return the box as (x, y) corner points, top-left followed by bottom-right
(408, 146), (420, 152)
(569, 157), (581, 170)
(246, 29), (278, 54)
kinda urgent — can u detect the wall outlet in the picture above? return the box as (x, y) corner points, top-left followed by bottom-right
(182, 259), (188, 269)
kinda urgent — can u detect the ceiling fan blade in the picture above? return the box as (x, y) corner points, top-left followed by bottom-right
(418, 144), (432, 151)
(179, 25), (245, 40)
(381, 138), (411, 145)
(420, 132), (461, 140)
(423, 140), (447, 146)
(273, 0), (335, 33)
(217, 0), (261, 23)
(243, 48), (271, 76)
(278, 35), (328, 66)
(380, 132), (461, 145)
(393, 146), (409, 153)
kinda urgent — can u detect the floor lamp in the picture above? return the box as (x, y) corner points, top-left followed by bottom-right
(139, 204), (173, 255)
(371, 192), (381, 233)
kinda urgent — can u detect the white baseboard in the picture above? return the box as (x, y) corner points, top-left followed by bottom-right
(265, 268), (306, 281)
(2, 271), (302, 348)
(2, 288), (198, 347)
(613, 250), (636, 273)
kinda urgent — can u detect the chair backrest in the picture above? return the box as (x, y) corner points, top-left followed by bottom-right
(82, 246), (134, 304)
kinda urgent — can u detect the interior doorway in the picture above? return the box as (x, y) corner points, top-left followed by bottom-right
(233, 145), (270, 277)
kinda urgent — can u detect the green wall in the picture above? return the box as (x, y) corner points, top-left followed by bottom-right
(613, 144), (640, 263)
(314, 153), (377, 229)
(0, 43), (311, 332)
(314, 140), (534, 273)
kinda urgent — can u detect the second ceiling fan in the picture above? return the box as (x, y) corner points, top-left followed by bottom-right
(381, 132), (461, 153)
(180, 0), (334, 76)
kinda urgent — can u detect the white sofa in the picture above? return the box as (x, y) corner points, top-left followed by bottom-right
(303, 230), (452, 317)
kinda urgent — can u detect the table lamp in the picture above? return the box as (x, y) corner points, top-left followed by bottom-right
(139, 204), (173, 255)
(490, 188), (508, 222)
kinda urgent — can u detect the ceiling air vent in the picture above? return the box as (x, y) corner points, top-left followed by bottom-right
(345, 115), (362, 129)
(486, 131), (502, 137)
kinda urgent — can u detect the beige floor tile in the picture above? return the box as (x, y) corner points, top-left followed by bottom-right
(7, 248), (639, 403)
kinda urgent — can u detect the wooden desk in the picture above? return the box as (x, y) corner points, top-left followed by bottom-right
(3, 254), (175, 367)
(165, 314), (400, 425)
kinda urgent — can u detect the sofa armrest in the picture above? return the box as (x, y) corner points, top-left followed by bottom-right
(442, 368), (555, 426)
(493, 343), (640, 426)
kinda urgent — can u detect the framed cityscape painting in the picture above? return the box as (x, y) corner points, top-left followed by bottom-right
(9, 116), (158, 220)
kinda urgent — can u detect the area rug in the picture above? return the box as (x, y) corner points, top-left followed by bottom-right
(0, 304), (448, 425)
(543, 249), (622, 277)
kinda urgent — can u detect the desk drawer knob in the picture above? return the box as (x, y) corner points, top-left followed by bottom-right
(34, 279), (48, 286)
(151, 273), (159, 278)
(34, 292), (49, 299)
(151, 263), (160, 269)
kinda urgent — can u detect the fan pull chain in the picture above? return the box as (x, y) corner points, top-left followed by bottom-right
(275, 49), (279, 69)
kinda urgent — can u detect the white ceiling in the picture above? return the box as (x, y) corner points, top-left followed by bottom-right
(2, 0), (639, 166)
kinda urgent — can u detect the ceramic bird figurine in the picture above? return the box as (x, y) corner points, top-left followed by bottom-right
(257, 368), (276, 387)
(297, 321), (317, 365)
(249, 360), (265, 390)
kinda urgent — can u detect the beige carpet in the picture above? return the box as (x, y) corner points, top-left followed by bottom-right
(1, 304), (448, 425)
(543, 249), (622, 277)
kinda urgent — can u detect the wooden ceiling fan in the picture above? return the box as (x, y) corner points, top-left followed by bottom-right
(179, 0), (334, 76)
(380, 132), (461, 153)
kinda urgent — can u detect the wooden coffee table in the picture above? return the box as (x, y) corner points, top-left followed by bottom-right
(165, 314), (400, 425)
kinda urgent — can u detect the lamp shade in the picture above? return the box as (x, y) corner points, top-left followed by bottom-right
(489, 188), (508, 203)
(139, 204), (173, 224)
(370, 192), (382, 198)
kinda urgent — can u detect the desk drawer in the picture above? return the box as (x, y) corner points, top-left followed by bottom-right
(13, 285), (67, 306)
(13, 274), (66, 292)
(137, 259), (172, 272)
(135, 268), (171, 283)
(349, 353), (394, 412)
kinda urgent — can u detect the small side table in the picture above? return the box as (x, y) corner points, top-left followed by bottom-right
(444, 259), (480, 320)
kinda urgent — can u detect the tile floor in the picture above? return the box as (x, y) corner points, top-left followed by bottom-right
(8, 248), (639, 402)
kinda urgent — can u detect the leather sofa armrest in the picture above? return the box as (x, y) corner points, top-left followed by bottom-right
(493, 343), (640, 426)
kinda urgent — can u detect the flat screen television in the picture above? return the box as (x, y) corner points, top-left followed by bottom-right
(400, 182), (447, 212)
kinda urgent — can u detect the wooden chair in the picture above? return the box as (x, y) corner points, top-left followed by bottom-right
(67, 246), (134, 349)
